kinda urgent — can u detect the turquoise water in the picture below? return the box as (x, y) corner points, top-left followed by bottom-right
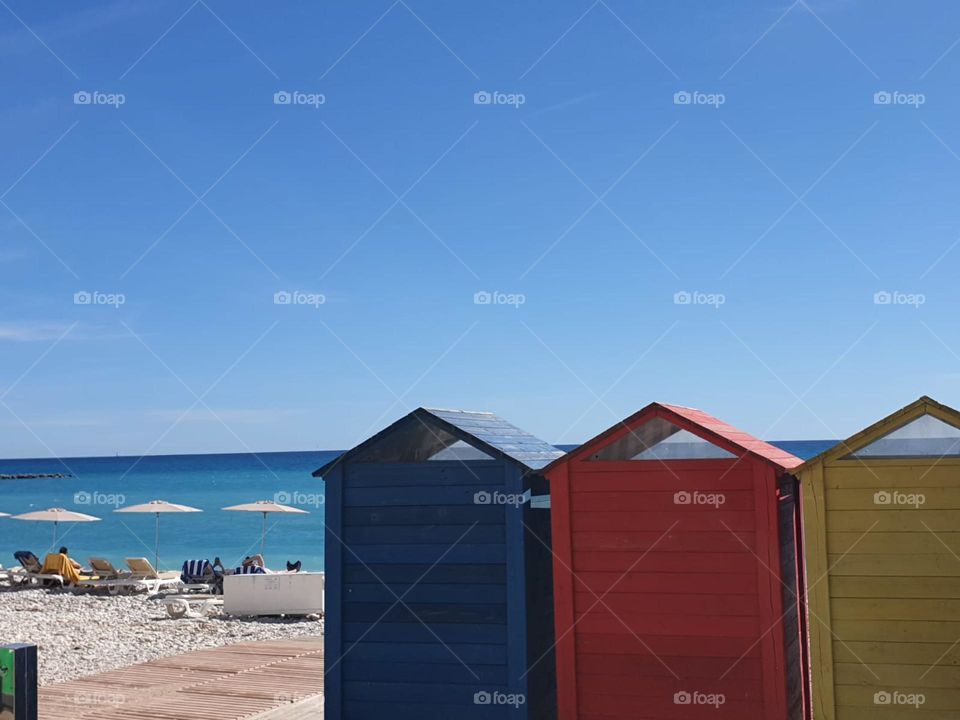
(0, 451), (339, 573)
(0, 440), (833, 575)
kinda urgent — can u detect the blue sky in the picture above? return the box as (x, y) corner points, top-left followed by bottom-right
(2, 0), (960, 458)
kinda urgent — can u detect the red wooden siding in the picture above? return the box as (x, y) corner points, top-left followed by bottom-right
(544, 402), (807, 720)
(568, 463), (776, 720)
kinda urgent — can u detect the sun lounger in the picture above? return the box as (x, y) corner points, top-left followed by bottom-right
(179, 559), (222, 594)
(231, 564), (267, 575)
(163, 594), (223, 619)
(40, 553), (82, 585)
(89, 557), (127, 579)
(0, 564), (24, 585)
(75, 557), (133, 593)
(123, 557), (181, 594)
(10, 551), (64, 587)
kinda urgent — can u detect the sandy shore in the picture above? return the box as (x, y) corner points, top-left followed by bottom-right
(0, 585), (322, 685)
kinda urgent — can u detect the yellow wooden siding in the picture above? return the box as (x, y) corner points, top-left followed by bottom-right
(804, 455), (960, 720)
(827, 532), (960, 555)
(802, 460), (837, 720)
(831, 576), (960, 598)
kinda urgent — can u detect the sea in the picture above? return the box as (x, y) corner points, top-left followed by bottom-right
(0, 440), (834, 574)
(0, 451), (340, 573)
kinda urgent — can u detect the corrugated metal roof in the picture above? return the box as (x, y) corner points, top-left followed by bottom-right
(422, 408), (564, 469)
(313, 407), (564, 477)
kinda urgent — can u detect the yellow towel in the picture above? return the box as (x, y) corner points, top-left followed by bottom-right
(41, 553), (81, 585)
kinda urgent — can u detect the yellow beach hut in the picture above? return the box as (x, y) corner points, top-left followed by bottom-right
(797, 396), (960, 719)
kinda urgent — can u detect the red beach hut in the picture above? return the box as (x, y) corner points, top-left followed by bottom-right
(542, 402), (808, 720)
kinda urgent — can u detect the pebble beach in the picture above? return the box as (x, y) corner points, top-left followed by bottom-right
(0, 585), (322, 685)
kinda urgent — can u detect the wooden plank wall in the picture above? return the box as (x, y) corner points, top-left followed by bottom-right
(522, 470), (557, 720)
(812, 459), (960, 720)
(332, 460), (523, 720)
(566, 460), (775, 720)
(778, 473), (809, 720)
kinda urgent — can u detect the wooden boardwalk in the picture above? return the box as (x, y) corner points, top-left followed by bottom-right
(38, 638), (323, 720)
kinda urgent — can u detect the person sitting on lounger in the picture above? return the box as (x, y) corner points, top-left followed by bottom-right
(240, 555), (271, 574)
(41, 549), (81, 585)
(58, 546), (82, 571)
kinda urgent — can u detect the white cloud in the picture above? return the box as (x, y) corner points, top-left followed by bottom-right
(0, 323), (74, 342)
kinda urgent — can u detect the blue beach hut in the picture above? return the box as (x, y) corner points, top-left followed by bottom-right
(313, 407), (564, 720)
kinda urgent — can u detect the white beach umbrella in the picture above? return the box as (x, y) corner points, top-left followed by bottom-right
(115, 500), (202, 570)
(222, 500), (308, 555)
(11, 507), (100, 546)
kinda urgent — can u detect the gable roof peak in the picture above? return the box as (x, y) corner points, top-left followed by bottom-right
(313, 406), (564, 477)
(792, 395), (960, 471)
(543, 401), (801, 473)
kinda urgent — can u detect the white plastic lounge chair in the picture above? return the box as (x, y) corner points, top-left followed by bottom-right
(76, 557), (133, 593)
(124, 557), (181, 594)
(89, 557), (126, 578)
(163, 594), (223, 619)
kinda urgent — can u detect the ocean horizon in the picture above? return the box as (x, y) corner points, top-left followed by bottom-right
(0, 440), (833, 573)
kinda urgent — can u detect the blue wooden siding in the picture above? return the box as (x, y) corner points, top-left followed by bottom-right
(324, 463), (345, 720)
(331, 460), (527, 720)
